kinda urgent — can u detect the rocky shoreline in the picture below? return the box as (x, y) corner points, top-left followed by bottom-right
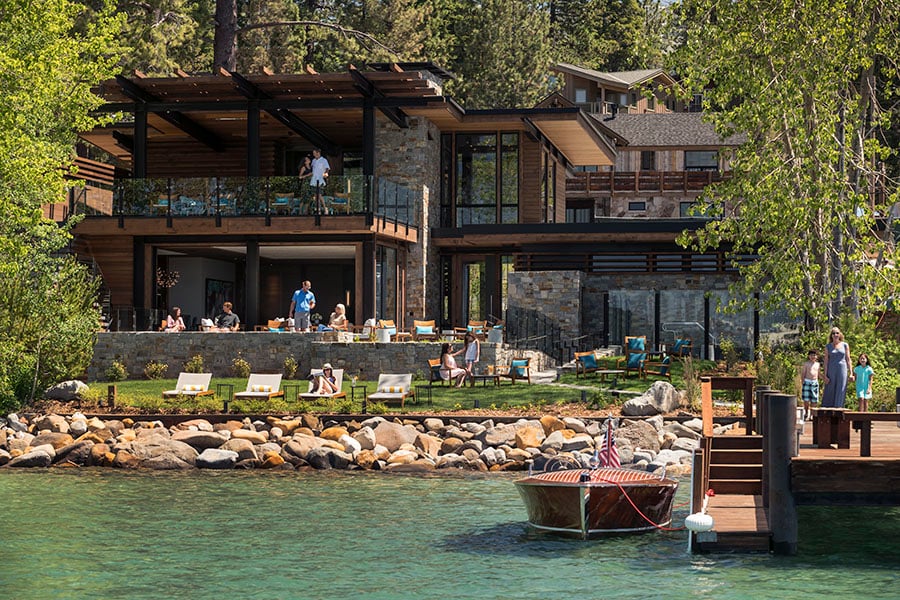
(0, 411), (739, 475)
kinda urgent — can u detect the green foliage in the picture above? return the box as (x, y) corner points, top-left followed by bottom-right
(719, 336), (740, 373)
(755, 344), (801, 395)
(143, 360), (169, 380)
(0, 0), (122, 410)
(117, 0), (211, 75)
(588, 389), (619, 410)
(366, 401), (389, 414)
(105, 360), (127, 382)
(183, 354), (205, 373)
(672, 0), (900, 325)
(283, 356), (298, 379)
(231, 354), (251, 378)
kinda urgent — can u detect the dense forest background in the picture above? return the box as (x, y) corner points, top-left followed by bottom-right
(112, 0), (681, 108)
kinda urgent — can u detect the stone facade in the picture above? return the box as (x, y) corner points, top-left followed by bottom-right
(88, 333), (553, 382)
(506, 271), (584, 340)
(375, 116), (442, 322)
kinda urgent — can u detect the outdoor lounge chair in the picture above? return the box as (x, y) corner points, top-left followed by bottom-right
(454, 320), (487, 341)
(617, 336), (647, 378)
(496, 357), (531, 384)
(162, 373), (214, 398)
(411, 319), (439, 341)
(299, 368), (346, 401)
(377, 319), (411, 342)
(667, 338), (693, 358)
(427, 358), (448, 386)
(366, 373), (415, 408)
(575, 351), (606, 377)
(643, 356), (672, 379)
(234, 374), (285, 401)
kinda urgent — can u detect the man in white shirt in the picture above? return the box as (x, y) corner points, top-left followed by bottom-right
(310, 148), (330, 213)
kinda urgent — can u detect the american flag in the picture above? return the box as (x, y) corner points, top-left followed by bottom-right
(599, 419), (620, 468)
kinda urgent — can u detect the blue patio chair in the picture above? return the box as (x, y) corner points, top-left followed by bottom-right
(617, 335), (647, 378)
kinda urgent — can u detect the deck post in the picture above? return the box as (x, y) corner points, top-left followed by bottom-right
(757, 387), (777, 508)
(768, 393), (798, 555)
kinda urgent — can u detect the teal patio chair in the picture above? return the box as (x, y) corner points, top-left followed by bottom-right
(617, 335), (647, 378)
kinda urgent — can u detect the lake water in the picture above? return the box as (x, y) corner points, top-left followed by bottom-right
(1, 470), (898, 599)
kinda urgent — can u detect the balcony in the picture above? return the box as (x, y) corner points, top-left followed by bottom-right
(566, 170), (730, 196)
(74, 174), (421, 229)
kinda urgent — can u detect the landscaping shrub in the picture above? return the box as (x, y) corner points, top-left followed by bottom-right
(283, 356), (298, 379)
(184, 354), (205, 373)
(143, 360), (168, 380)
(105, 359), (127, 382)
(231, 354), (251, 378)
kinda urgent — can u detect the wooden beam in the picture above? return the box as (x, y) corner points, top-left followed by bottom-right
(114, 75), (225, 153)
(349, 66), (408, 129)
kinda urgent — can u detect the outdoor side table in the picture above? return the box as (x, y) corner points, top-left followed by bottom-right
(216, 383), (234, 412)
(283, 383), (302, 404)
(351, 383), (368, 413)
(414, 384), (433, 408)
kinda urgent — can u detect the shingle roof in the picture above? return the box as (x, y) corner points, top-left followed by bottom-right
(553, 63), (674, 88)
(592, 113), (747, 147)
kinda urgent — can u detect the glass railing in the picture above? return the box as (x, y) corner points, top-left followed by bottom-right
(110, 174), (421, 223)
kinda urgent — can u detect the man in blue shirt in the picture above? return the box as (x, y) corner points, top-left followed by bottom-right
(289, 280), (316, 332)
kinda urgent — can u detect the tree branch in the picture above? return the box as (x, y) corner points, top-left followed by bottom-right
(236, 20), (399, 57)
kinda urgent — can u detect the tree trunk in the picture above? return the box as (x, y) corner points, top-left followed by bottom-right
(214, 0), (238, 71)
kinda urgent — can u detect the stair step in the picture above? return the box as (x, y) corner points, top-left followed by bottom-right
(708, 479), (762, 495)
(708, 464), (762, 480)
(710, 449), (762, 464)
(710, 435), (763, 450)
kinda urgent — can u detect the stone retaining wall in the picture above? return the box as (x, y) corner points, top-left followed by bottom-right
(88, 332), (554, 381)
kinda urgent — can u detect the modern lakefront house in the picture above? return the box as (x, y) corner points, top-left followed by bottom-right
(65, 62), (803, 361)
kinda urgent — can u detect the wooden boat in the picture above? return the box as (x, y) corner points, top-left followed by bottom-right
(515, 467), (679, 538)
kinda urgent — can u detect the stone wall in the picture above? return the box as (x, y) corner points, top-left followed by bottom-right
(374, 116), (442, 322)
(506, 271), (583, 340)
(88, 333), (554, 382)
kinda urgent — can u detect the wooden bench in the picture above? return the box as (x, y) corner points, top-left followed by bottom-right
(841, 411), (900, 457)
(812, 407), (850, 449)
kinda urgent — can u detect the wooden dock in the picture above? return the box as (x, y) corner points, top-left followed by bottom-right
(691, 380), (900, 554)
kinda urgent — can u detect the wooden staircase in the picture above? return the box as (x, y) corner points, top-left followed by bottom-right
(695, 434), (771, 552)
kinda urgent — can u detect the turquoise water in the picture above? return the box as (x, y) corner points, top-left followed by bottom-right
(1, 471), (898, 600)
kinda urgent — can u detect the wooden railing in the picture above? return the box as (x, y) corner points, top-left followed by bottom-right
(566, 170), (730, 195)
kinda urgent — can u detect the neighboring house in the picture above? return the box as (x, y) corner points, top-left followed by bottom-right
(68, 62), (792, 359)
(551, 63), (690, 115)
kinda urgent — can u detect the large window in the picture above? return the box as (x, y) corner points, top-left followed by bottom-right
(453, 132), (519, 225)
(375, 246), (397, 321)
(641, 151), (656, 171)
(684, 150), (718, 171)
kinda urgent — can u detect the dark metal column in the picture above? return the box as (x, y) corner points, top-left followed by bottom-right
(245, 240), (260, 329)
(134, 105), (147, 178)
(362, 238), (377, 322)
(363, 100), (375, 215)
(133, 238), (145, 311)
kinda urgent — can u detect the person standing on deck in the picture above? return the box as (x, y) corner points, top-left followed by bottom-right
(800, 349), (821, 421)
(853, 353), (874, 413)
(289, 280), (316, 332)
(310, 148), (330, 213)
(822, 327), (853, 408)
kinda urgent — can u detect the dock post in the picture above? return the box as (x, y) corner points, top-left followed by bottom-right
(757, 387), (777, 508)
(768, 393), (798, 555)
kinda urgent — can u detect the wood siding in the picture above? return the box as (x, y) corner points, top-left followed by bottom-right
(519, 136), (543, 224)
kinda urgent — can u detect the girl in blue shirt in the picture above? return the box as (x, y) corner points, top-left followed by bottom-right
(853, 353), (875, 412)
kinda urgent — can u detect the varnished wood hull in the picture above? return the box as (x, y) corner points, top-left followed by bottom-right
(515, 468), (679, 538)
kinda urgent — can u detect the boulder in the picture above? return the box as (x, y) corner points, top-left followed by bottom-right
(617, 419), (661, 453)
(44, 380), (88, 402)
(384, 459), (436, 472)
(7, 436), (33, 453)
(320, 426), (349, 442)
(142, 454), (194, 469)
(671, 437), (700, 452)
(284, 435), (322, 460)
(176, 419), (214, 432)
(559, 434), (594, 453)
(621, 382), (680, 416)
(414, 433), (442, 457)
(8, 448), (53, 468)
(351, 426), (376, 451)
(662, 422), (701, 441)
(682, 418), (704, 433)
(540, 415), (566, 435)
(170, 430), (227, 450)
(267, 417), (303, 435)
(423, 418), (445, 433)
(122, 438), (199, 466)
(480, 424), (517, 447)
(372, 421), (418, 452)
(54, 440), (94, 466)
(34, 414), (70, 434)
(562, 417), (587, 433)
(386, 449), (418, 465)
(339, 434), (362, 455)
(196, 448), (239, 469)
(221, 438), (259, 462)
(259, 453), (285, 469)
(440, 437), (464, 454)
(305, 447), (352, 470)
(68, 419), (88, 438)
(113, 450), (141, 469)
(515, 426), (545, 450)
(6, 413), (28, 432)
(0, 448), (9, 466)
(230, 429), (268, 444)
(31, 432), (74, 450)
(0, 429), (6, 450)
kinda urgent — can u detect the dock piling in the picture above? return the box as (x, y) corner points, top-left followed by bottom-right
(768, 393), (798, 555)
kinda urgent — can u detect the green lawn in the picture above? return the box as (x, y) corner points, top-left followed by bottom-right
(80, 357), (718, 415)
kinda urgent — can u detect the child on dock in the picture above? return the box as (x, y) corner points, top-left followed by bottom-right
(800, 350), (821, 421)
(853, 353), (875, 412)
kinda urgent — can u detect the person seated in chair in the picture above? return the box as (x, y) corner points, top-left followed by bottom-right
(309, 363), (339, 395)
(165, 306), (186, 332)
(318, 303), (348, 331)
(439, 343), (468, 388)
(214, 302), (240, 332)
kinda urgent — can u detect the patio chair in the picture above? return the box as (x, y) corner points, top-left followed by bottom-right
(411, 319), (439, 341)
(496, 357), (531, 384)
(366, 373), (415, 408)
(453, 320), (488, 341)
(575, 351), (602, 377)
(643, 356), (672, 379)
(299, 368), (346, 401)
(427, 358), (448, 386)
(234, 374), (285, 400)
(377, 319), (411, 342)
(667, 338), (693, 358)
(327, 179), (352, 214)
(162, 373), (214, 399)
(270, 194), (293, 215)
(617, 336), (647, 378)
